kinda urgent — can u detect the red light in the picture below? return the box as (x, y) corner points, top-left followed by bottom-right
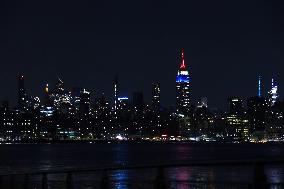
(180, 49), (186, 69)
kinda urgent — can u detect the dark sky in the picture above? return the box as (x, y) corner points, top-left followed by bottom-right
(0, 0), (284, 109)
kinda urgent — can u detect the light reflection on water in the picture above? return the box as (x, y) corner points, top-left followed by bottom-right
(0, 143), (284, 188)
(112, 170), (129, 189)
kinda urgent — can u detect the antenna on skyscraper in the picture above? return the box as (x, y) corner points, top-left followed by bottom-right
(180, 49), (186, 69)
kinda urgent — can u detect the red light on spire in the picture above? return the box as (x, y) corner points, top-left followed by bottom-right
(180, 49), (186, 69)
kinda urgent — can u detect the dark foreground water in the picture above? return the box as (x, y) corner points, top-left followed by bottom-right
(0, 142), (284, 188)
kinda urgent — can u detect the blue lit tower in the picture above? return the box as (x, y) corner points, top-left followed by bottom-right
(268, 78), (279, 106)
(176, 49), (191, 115)
(258, 76), (262, 97)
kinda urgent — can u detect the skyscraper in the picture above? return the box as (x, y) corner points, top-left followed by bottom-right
(176, 49), (190, 115)
(114, 76), (119, 114)
(268, 78), (279, 106)
(18, 75), (27, 111)
(247, 96), (268, 132)
(151, 82), (160, 111)
(79, 89), (91, 116)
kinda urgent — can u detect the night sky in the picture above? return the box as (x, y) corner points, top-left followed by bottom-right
(1, 0), (284, 109)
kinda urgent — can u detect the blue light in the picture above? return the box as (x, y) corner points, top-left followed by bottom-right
(176, 75), (190, 83)
(258, 76), (261, 97)
(118, 97), (129, 100)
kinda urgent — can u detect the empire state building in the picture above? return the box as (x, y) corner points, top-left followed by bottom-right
(176, 49), (191, 115)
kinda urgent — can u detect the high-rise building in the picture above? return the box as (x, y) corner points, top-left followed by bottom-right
(151, 82), (160, 111)
(79, 89), (91, 116)
(71, 87), (82, 112)
(268, 78), (279, 106)
(114, 76), (119, 114)
(247, 96), (268, 132)
(18, 75), (28, 111)
(176, 49), (190, 115)
(197, 97), (208, 108)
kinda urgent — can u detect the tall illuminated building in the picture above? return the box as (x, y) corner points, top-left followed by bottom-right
(176, 49), (190, 115)
(114, 76), (119, 115)
(268, 78), (278, 106)
(18, 75), (28, 111)
(151, 82), (160, 111)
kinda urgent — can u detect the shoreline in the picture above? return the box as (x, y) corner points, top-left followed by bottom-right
(1, 140), (284, 145)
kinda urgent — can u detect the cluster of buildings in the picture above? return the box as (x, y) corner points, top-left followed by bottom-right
(0, 50), (283, 142)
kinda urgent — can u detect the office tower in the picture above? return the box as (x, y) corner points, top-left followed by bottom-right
(50, 78), (72, 111)
(228, 97), (244, 115)
(71, 87), (82, 112)
(226, 97), (248, 139)
(18, 75), (28, 111)
(176, 49), (190, 115)
(268, 78), (279, 106)
(114, 76), (119, 114)
(151, 82), (160, 111)
(197, 97), (208, 108)
(79, 89), (91, 116)
(247, 96), (268, 132)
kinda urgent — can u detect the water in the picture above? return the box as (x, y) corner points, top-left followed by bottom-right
(0, 142), (284, 188)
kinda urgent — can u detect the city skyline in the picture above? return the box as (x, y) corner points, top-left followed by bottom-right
(0, 51), (281, 111)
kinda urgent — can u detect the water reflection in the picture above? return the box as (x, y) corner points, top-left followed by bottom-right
(168, 167), (191, 189)
(266, 165), (284, 184)
(112, 170), (129, 189)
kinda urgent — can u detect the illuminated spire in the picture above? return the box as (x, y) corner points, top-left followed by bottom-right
(45, 84), (49, 93)
(180, 49), (186, 69)
(258, 76), (261, 97)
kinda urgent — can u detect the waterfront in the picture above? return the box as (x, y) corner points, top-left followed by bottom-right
(0, 143), (284, 188)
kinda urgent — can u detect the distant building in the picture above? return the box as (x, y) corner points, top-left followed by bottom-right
(176, 49), (190, 115)
(247, 96), (268, 132)
(151, 82), (160, 111)
(114, 76), (119, 114)
(49, 78), (72, 113)
(18, 75), (28, 111)
(71, 87), (83, 112)
(268, 78), (279, 106)
(79, 89), (91, 116)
